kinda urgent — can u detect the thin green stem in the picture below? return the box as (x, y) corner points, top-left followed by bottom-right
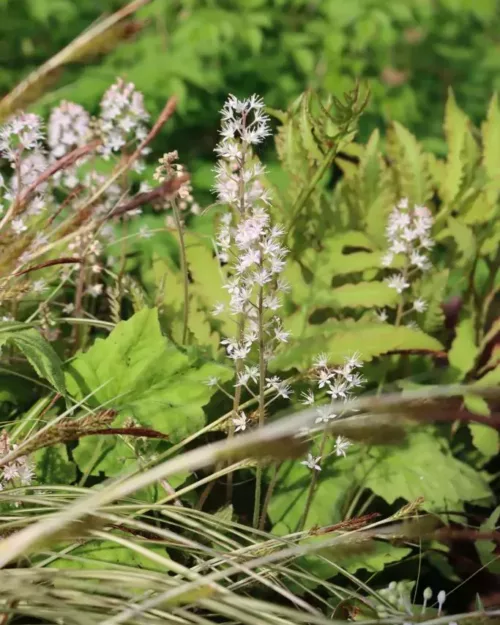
(171, 198), (189, 345)
(259, 462), (280, 531)
(394, 260), (410, 327)
(253, 285), (266, 528)
(225, 141), (248, 503)
(226, 315), (245, 503)
(285, 143), (338, 247)
(343, 482), (366, 521)
(71, 260), (86, 350)
(298, 429), (329, 532)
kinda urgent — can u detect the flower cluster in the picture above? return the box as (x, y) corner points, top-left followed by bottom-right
(48, 101), (90, 159)
(214, 95), (288, 363)
(379, 198), (434, 323)
(300, 352), (365, 471)
(48, 101), (91, 188)
(210, 94), (294, 435)
(99, 78), (149, 161)
(0, 430), (34, 490)
(375, 582), (448, 620)
(383, 198), (434, 272)
(214, 95), (271, 210)
(11, 151), (49, 199)
(153, 150), (200, 221)
(0, 111), (49, 221)
(0, 112), (44, 162)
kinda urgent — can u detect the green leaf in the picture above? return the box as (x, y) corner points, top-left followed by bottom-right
(46, 540), (169, 571)
(356, 429), (492, 511)
(269, 457), (354, 535)
(0, 324), (66, 396)
(442, 89), (469, 204)
(269, 454), (411, 588)
(273, 321), (444, 371)
(473, 365), (500, 387)
(464, 394), (490, 416)
(290, 540), (410, 594)
(446, 216), (477, 266)
(482, 93), (500, 183)
(73, 435), (136, 476)
(448, 318), (478, 379)
(418, 270), (448, 333)
(464, 394), (499, 459)
(469, 423), (499, 459)
(65, 308), (232, 443)
(389, 121), (432, 205)
(35, 444), (76, 485)
(477, 506), (500, 574)
(321, 281), (399, 309)
(321, 540), (411, 575)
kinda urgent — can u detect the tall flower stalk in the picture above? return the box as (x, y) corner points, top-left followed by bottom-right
(212, 95), (290, 524)
(380, 198), (434, 326)
(298, 352), (364, 530)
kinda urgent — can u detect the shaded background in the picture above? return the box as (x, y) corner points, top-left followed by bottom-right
(1, 0), (499, 186)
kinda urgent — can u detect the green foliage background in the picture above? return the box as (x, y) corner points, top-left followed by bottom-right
(0, 1), (500, 619)
(4, 0), (500, 166)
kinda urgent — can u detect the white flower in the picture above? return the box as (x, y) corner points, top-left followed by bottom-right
(376, 309), (388, 322)
(344, 352), (363, 371)
(317, 369), (332, 388)
(229, 343), (251, 361)
(205, 376), (219, 387)
(62, 302), (75, 314)
(265, 376), (292, 398)
(139, 181), (152, 193)
(11, 218), (27, 235)
(2, 463), (19, 481)
(18, 459), (35, 485)
(410, 250), (430, 271)
(32, 279), (47, 294)
(413, 298), (427, 313)
(212, 302), (225, 315)
(315, 405), (336, 424)
(263, 293), (281, 311)
(313, 353), (329, 369)
(87, 283), (103, 297)
(386, 273), (410, 293)
(274, 327), (290, 343)
(390, 239), (407, 254)
(334, 435), (351, 457)
(326, 379), (348, 400)
(232, 411), (248, 433)
(301, 453), (321, 472)
(139, 225), (153, 239)
(300, 390), (315, 405)
(381, 251), (394, 267)
(236, 365), (259, 386)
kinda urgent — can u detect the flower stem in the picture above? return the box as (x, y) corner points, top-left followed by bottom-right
(226, 315), (244, 503)
(171, 198), (189, 344)
(259, 461), (280, 531)
(253, 285), (266, 528)
(298, 428), (329, 531)
(395, 260), (410, 326)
